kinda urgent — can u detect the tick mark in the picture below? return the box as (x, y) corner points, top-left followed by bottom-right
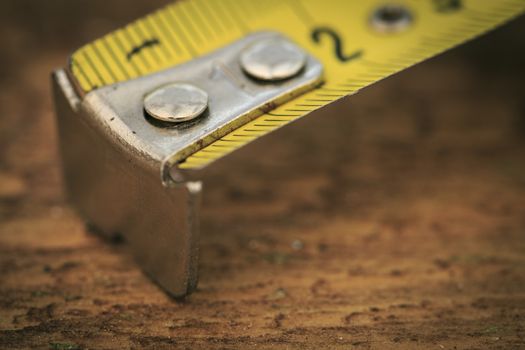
(127, 39), (160, 60)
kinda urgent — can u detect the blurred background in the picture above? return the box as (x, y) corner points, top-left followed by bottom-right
(0, 1), (524, 349)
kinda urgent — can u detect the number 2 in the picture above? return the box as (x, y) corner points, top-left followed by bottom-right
(311, 27), (363, 63)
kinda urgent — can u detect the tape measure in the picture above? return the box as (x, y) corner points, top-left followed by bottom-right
(58, 0), (525, 298)
(69, 0), (524, 170)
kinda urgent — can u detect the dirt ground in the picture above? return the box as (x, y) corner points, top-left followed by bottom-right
(1, 1), (525, 349)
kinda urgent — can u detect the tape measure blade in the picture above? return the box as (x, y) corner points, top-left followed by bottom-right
(68, 0), (525, 169)
(181, 0), (525, 169)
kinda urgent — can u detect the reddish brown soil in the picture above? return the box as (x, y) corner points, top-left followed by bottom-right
(1, 1), (524, 349)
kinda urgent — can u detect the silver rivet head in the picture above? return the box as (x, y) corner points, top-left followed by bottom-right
(240, 38), (306, 81)
(370, 5), (413, 33)
(144, 83), (208, 123)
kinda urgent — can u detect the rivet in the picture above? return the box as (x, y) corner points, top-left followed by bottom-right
(240, 38), (306, 81)
(370, 5), (413, 33)
(144, 83), (208, 123)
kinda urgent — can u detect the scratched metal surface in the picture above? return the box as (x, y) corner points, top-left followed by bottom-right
(1, 1), (525, 349)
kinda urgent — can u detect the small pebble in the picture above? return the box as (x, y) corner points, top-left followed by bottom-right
(291, 239), (304, 250)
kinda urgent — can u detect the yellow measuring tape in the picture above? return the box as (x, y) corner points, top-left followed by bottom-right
(69, 0), (524, 170)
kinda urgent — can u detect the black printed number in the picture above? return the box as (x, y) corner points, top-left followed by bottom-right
(311, 27), (362, 63)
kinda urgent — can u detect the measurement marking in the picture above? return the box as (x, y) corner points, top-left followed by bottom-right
(265, 119), (292, 122)
(262, 116), (292, 122)
(288, 0), (315, 26)
(467, 5), (525, 18)
(233, 133), (258, 137)
(368, 67), (397, 75)
(91, 42), (118, 83)
(176, 3), (204, 45)
(357, 72), (389, 79)
(244, 128), (269, 132)
(360, 63), (395, 71)
(126, 38), (160, 61)
(223, 0), (249, 32)
(464, 13), (498, 24)
(388, 55), (420, 65)
(243, 0), (262, 18)
(122, 27), (151, 69)
(365, 68), (395, 76)
(144, 15), (173, 59)
(166, 5), (198, 57)
(311, 27), (363, 63)
(155, 10), (184, 55)
(190, 154), (216, 159)
(351, 78), (376, 85)
(200, 149), (225, 154)
(197, 0), (225, 34)
(485, 5), (523, 16)
(186, 1), (213, 39)
(458, 19), (493, 30)
(209, 144), (235, 149)
(71, 58), (95, 90)
(361, 60), (403, 71)
(111, 31), (142, 76)
(82, 50), (106, 86)
(305, 99), (333, 102)
(464, 8), (487, 17)
(98, 38), (130, 81)
(334, 86), (358, 93)
(420, 36), (453, 46)
(315, 93), (344, 97)
(341, 82), (365, 86)
(429, 30), (470, 41)
(267, 112), (300, 117)
(215, 139), (245, 143)
(209, 0), (234, 31)
(129, 25), (155, 68)
(405, 49), (436, 59)
(236, 0), (254, 18)
(222, 139), (250, 144)
(254, 123), (282, 127)
(360, 59), (383, 67)
(134, 21), (162, 64)
(285, 109), (314, 112)
(319, 88), (353, 93)
(296, 104), (323, 107)
(238, 127), (266, 133)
